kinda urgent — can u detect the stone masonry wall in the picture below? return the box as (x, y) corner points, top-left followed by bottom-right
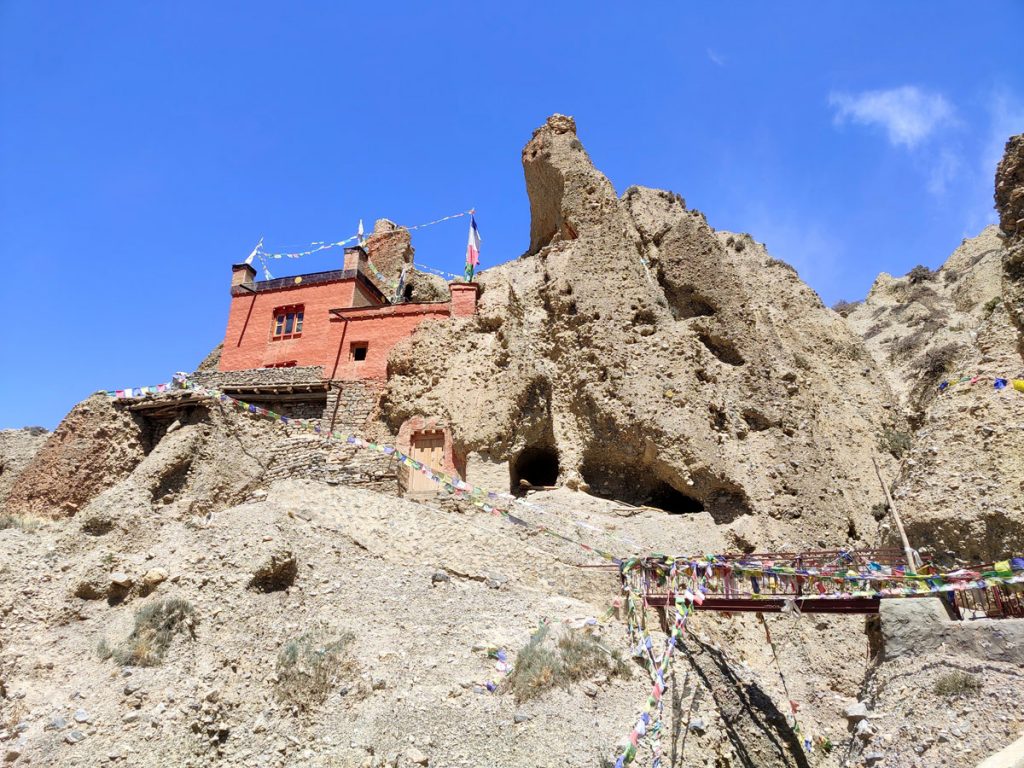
(262, 434), (398, 493)
(322, 381), (386, 437)
(190, 366), (326, 389)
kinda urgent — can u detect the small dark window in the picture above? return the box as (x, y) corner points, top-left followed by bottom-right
(272, 305), (304, 340)
(403, 283), (414, 302)
(351, 343), (368, 361)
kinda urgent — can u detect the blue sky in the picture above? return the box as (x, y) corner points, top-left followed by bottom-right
(2, 2), (1022, 429)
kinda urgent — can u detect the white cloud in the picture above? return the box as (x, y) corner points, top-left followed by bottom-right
(829, 86), (955, 149)
(707, 48), (725, 67)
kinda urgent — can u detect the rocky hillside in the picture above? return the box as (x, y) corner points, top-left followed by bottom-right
(2, 119), (1024, 768)
(840, 134), (1024, 564)
(0, 430), (48, 508)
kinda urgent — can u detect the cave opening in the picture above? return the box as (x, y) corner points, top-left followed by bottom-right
(648, 481), (705, 515)
(511, 446), (560, 494)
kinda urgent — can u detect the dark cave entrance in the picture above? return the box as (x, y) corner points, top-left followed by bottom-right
(648, 481), (705, 515)
(511, 446), (560, 494)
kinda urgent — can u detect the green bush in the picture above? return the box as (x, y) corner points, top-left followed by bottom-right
(934, 670), (981, 697)
(983, 296), (1002, 316)
(505, 623), (629, 703)
(878, 428), (911, 459)
(275, 626), (355, 711)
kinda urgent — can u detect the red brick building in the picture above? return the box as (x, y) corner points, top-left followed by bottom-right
(219, 246), (478, 380)
(216, 245), (479, 495)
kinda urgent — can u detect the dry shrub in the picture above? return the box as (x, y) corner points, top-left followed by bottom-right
(864, 322), (887, 341)
(934, 670), (981, 697)
(81, 515), (114, 536)
(556, 632), (629, 682)
(878, 428), (911, 459)
(889, 334), (918, 363)
(0, 514), (38, 533)
(767, 257), (797, 275)
(506, 623), (629, 703)
(98, 598), (197, 666)
(275, 626), (355, 711)
(906, 265), (936, 284)
(831, 299), (861, 317)
(916, 342), (962, 378)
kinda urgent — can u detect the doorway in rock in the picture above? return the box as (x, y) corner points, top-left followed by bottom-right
(510, 446), (559, 494)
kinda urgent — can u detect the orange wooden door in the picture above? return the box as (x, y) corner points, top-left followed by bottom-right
(409, 433), (445, 493)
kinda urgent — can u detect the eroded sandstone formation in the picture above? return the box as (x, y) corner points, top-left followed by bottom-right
(365, 218), (449, 303)
(4, 395), (150, 518)
(382, 114), (902, 551)
(2, 114), (1023, 768)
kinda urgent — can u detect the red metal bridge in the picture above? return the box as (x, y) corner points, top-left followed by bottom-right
(639, 548), (906, 615)
(604, 548), (1023, 618)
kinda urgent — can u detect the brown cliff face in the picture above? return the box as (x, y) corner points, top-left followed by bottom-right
(834, 133), (1024, 563)
(995, 133), (1024, 358)
(4, 395), (149, 518)
(995, 134), (1024, 237)
(381, 114), (900, 552)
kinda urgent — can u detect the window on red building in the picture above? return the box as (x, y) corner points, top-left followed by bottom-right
(351, 342), (368, 361)
(272, 306), (304, 340)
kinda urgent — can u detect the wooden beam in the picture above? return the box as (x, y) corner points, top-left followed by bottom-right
(126, 396), (205, 413)
(872, 456), (917, 575)
(223, 392), (327, 404)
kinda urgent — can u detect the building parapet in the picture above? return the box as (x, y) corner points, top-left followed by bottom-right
(191, 366), (327, 390)
(230, 268), (388, 304)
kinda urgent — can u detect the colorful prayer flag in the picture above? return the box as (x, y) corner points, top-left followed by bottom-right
(464, 214), (481, 281)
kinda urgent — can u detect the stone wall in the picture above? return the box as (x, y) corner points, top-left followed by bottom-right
(262, 434), (398, 494)
(190, 366), (325, 389)
(322, 381), (385, 436)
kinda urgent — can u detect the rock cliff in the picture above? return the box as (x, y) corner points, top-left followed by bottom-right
(995, 133), (1024, 357)
(383, 114), (900, 551)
